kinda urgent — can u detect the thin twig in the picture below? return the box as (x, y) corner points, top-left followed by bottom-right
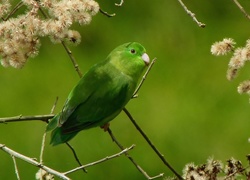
(133, 58), (156, 98)
(128, 57), (182, 179)
(232, 0), (250, 20)
(66, 143), (87, 173)
(38, 5), (49, 18)
(50, 97), (59, 115)
(39, 97), (59, 168)
(107, 128), (164, 179)
(38, 7), (83, 78)
(123, 108), (183, 180)
(99, 9), (116, 17)
(11, 155), (20, 180)
(39, 133), (47, 165)
(64, 144), (135, 175)
(115, 0), (124, 6)
(61, 41), (83, 78)
(223, 165), (249, 180)
(0, 144), (71, 180)
(0, 114), (54, 124)
(2, 1), (24, 21)
(177, 0), (206, 28)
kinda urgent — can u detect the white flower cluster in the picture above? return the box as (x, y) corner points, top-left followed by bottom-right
(211, 38), (250, 102)
(0, 0), (99, 68)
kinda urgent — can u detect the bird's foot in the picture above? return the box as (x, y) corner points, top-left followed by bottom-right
(100, 123), (110, 132)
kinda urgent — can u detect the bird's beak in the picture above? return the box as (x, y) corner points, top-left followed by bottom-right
(142, 53), (150, 66)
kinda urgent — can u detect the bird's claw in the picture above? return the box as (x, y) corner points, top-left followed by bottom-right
(100, 123), (110, 132)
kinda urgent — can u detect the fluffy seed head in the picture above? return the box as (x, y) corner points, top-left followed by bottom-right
(66, 30), (81, 44)
(0, 0), (99, 68)
(238, 80), (250, 94)
(228, 48), (246, 69)
(211, 38), (236, 56)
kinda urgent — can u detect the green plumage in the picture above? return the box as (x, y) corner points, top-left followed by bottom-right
(46, 42), (150, 146)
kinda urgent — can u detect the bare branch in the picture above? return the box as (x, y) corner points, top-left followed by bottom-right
(133, 57), (156, 98)
(39, 97), (59, 167)
(50, 97), (59, 115)
(115, 0), (124, 7)
(232, 0), (250, 20)
(11, 155), (20, 180)
(99, 9), (116, 17)
(38, 7), (83, 79)
(107, 128), (163, 179)
(61, 41), (83, 78)
(0, 114), (54, 124)
(0, 144), (71, 180)
(123, 108), (183, 180)
(177, 0), (206, 28)
(39, 133), (47, 165)
(66, 142), (87, 173)
(64, 144), (135, 175)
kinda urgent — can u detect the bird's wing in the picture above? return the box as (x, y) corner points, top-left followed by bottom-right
(58, 64), (102, 126)
(61, 81), (131, 134)
(59, 63), (136, 134)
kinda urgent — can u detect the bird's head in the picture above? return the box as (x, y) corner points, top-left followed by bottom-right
(108, 42), (150, 79)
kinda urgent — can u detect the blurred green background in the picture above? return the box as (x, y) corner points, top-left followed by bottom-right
(1, 0), (250, 179)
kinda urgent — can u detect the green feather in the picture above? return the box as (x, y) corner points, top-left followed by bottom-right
(47, 42), (149, 145)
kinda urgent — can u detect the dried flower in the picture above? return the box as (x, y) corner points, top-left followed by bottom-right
(206, 157), (223, 172)
(66, 30), (81, 44)
(211, 38), (250, 102)
(241, 45), (250, 61)
(225, 158), (244, 177)
(182, 163), (197, 179)
(238, 80), (250, 94)
(211, 38), (236, 56)
(228, 48), (246, 69)
(75, 12), (92, 25)
(84, 0), (99, 15)
(0, 0), (99, 68)
(226, 67), (238, 81)
(35, 169), (54, 180)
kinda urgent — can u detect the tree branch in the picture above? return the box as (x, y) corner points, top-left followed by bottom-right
(63, 144), (135, 175)
(0, 114), (54, 124)
(177, 0), (206, 28)
(61, 41), (83, 78)
(99, 9), (116, 17)
(0, 144), (71, 180)
(232, 0), (250, 20)
(38, 7), (83, 78)
(66, 142), (87, 173)
(107, 128), (164, 179)
(133, 58), (156, 98)
(115, 0), (124, 7)
(11, 155), (20, 180)
(123, 108), (183, 180)
(38, 97), (59, 179)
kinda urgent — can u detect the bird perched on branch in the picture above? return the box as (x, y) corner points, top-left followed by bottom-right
(46, 42), (150, 146)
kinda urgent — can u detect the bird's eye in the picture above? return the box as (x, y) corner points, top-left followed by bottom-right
(130, 49), (136, 54)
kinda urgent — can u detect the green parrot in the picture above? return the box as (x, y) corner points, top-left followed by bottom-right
(46, 42), (150, 146)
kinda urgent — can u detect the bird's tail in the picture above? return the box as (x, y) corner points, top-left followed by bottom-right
(50, 127), (77, 146)
(46, 113), (78, 146)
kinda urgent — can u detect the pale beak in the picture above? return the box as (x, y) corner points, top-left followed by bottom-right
(142, 53), (150, 66)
